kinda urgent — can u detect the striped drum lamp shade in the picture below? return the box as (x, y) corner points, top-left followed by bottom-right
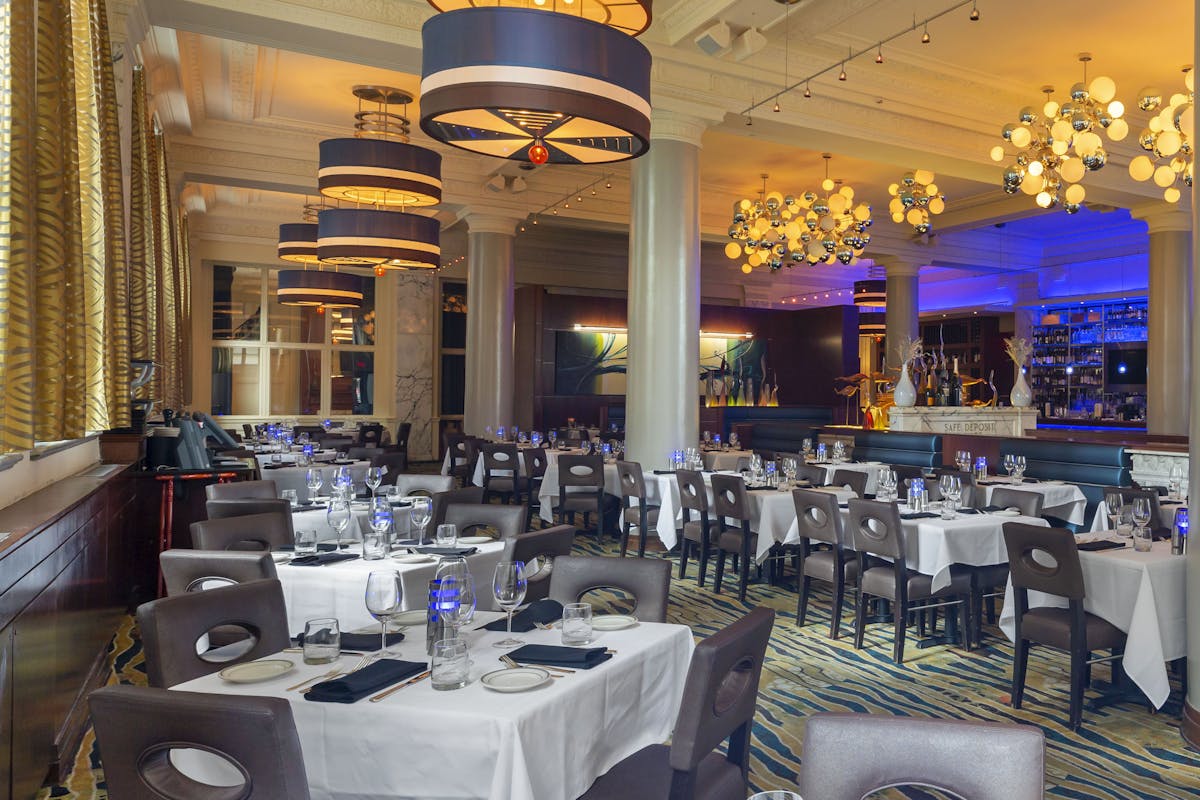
(858, 311), (886, 336)
(419, 7), (652, 164)
(318, 137), (442, 207)
(422, 0), (652, 36)
(277, 222), (319, 264)
(316, 208), (441, 269)
(853, 280), (887, 307)
(276, 270), (364, 308)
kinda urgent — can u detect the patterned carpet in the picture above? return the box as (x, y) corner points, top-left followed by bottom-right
(40, 532), (1200, 799)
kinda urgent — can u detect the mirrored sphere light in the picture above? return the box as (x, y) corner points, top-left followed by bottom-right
(1138, 87), (1163, 111)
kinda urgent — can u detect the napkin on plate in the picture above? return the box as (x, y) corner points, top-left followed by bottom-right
(507, 644), (612, 670)
(289, 552), (360, 566)
(480, 599), (563, 632)
(294, 631), (405, 651)
(900, 512), (940, 520)
(412, 546), (479, 557)
(305, 659), (426, 703)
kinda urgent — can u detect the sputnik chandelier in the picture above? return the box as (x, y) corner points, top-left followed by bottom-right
(724, 155), (872, 274)
(991, 54), (1126, 213)
(1128, 68), (1194, 203)
(887, 170), (946, 234)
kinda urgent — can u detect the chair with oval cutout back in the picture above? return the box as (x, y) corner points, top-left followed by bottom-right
(829, 468), (868, 498)
(192, 508), (294, 551)
(710, 474), (756, 602)
(675, 469), (718, 588)
(792, 487), (857, 639)
(547, 555), (671, 622)
(503, 525), (576, 603)
(616, 461), (660, 558)
(90, 685), (312, 800)
(205, 479), (278, 501)
(521, 447), (548, 522)
(480, 443), (527, 504)
(443, 503), (528, 540)
(554, 454), (608, 538)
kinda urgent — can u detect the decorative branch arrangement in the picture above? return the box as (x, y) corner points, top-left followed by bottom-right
(1003, 336), (1033, 367)
(894, 334), (924, 371)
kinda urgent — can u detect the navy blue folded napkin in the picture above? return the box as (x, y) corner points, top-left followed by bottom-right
(289, 552), (359, 566)
(481, 598), (563, 632)
(652, 469), (674, 475)
(957, 507), (983, 515)
(277, 542), (338, 553)
(1077, 539), (1126, 552)
(305, 659), (426, 703)
(900, 512), (940, 520)
(412, 546), (479, 557)
(294, 630), (404, 652)
(507, 644), (611, 670)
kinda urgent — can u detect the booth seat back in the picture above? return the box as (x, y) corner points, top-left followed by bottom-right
(998, 439), (1132, 531)
(747, 422), (827, 455)
(852, 430), (942, 468)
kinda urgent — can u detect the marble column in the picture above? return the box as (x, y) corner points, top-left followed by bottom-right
(626, 111), (707, 469)
(1184, 11), (1200, 744)
(463, 214), (519, 436)
(880, 258), (921, 367)
(1136, 206), (1192, 436)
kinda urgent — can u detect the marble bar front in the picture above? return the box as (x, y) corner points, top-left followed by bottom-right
(888, 406), (1039, 438)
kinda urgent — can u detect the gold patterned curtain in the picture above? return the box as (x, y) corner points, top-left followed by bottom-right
(0, 0), (129, 453)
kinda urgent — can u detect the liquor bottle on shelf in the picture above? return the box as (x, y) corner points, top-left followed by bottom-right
(951, 357), (963, 406)
(925, 369), (936, 407)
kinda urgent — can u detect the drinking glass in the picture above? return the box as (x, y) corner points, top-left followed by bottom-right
(1015, 455), (1027, 481)
(801, 438), (812, 458)
(1132, 496), (1153, 533)
(295, 527), (319, 557)
(1169, 463), (1184, 499)
(492, 560), (528, 648)
(747, 793), (803, 800)
(548, 429), (557, 447)
(1105, 492), (1125, 534)
(561, 602), (593, 646)
(364, 570), (403, 657)
(326, 499), (354, 548)
(431, 637), (470, 690)
(410, 497), (432, 544)
(435, 556), (476, 630)
(281, 489), (298, 508)
(729, 431), (740, 449)
(436, 523), (458, 548)
(366, 466), (384, 499)
(1003, 454), (1016, 483)
(702, 430), (711, 447)
(302, 618), (340, 664)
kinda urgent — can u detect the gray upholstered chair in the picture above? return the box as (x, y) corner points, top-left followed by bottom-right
(503, 525), (576, 603)
(160, 550), (278, 596)
(799, 712), (1045, 800)
(888, 463), (926, 484)
(371, 451), (409, 484)
(829, 468), (868, 498)
(430, 485), (486, 526)
(792, 488), (857, 639)
(205, 496), (293, 527)
(204, 479), (278, 500)
(847, 499), (971, 664)
(480, 443), (527, 504)
(795, 463), (827, 485)
(391, 473), (456, 497)
(90, 685), (311, 800)
(989, 487), (1044, 517)
(520, 447), (548, 515)
(616, 460), (660, 558)
(555, 454), (608, 537)
(1003, 522), (1126, 730)
(547, 555), (671, 622)
(190, 511), (294, 551)
(580, 607), (776, 800)
(136, 579), (291, 688)
(710, 474), (756, 602)
(676, 469), (717, 587)
(443, 503), (529, 540)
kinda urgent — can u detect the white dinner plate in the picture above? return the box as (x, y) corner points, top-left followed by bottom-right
(481, 667), (551, 693)
(393, 553), (435, 564)
(592, 614), (638, 631)
(219, 659), (295, 684)
(1040, 479), (1065, 485)
(992, 508), (1022, 517)
(457, 536), (493, 545)
(390, 610), (429, 627)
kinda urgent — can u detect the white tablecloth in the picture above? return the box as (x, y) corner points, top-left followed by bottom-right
(998, 539), (1186, 708)
(701, 449), (752, 471)
(276, 540), (509, 633)
(291, 503), (415, 544)
(442, 447), (586, 487)
(813, 461), (884, 494)
(261, 460), (372, 498)
(537, 460), (635, 523)
(173, 615), (695, 800)
(1090, 500), (1185, 532)
(978, 480), (1087, 525)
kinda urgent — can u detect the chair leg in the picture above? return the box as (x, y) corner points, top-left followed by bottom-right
(892, 598), (908, 664)
(678, 541), (690, 579)
(698, 544), (710, 588)
(618, 519), (631, 557)
(796, 575), (812, 627)
(636, 513), (648, 558)
(830, 577), (845, 640)
(1069, 647), (1088, 730)
(1011, 639), (1029, 709)
(713, 551), (727, 594)
(738, 546), (751, 603)
(1111, 646), (1124, 689)
(853, 587), (867, 650)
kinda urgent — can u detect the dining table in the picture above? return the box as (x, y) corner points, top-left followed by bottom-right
(170, 612), (696, 800)
(451, 445), (588, 488)
(700, 449), (753, 471)
(976, 479), (1089, 526)
(807, 460), (886, 494)
(261, 458), (374, 499)
(998, 537), (1186, 709)
(536, 458), (635, 524)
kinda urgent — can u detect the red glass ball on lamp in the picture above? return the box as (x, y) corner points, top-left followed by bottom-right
(528, 141), (549, 165)
(375, 265), (386, 276)
(316, 306), (326, 315)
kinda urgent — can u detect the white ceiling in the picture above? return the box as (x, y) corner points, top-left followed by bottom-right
(114, 0), (1193, 309)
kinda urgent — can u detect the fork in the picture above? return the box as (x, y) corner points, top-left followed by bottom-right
(501, 655), (570, 675)
(287, 667), (343, 692)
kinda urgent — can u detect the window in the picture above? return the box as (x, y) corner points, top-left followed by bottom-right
(210, 265), (378, 417)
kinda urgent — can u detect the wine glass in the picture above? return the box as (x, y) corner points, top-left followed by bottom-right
(364, 571), (403, 658)
(492, 560), (527, 648)
(366, 466), (384, 499)
(370, 498), (393, 539)
(305, 468), (323, 501)
(1132, 496), (1153, 536)
(327, 499), (354, 548)
(548, 429), (557, 448)
(410, 496), (432, 544)
(1169, 463), (1184, 500)
(1015, 455), (1027, 481)
(729, 431), (740, 449)
(1104, 492), (1126, 534)
(1002, 454), (1016, 483)
(435, 557), (477, 632)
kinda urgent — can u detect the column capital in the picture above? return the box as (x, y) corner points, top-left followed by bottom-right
(873, 255), (923, 278)
(1131, 201), (1193, 234)
(462, 211), (523, 237)
(648, 103), (721, 147)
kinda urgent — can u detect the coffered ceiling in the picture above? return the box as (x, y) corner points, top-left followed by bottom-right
(113, 0), (1193, 310)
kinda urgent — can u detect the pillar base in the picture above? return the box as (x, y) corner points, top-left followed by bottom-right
(1183, 700), (1200, 751)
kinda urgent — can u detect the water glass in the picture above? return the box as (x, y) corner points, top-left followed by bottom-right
(801, 438), (812, 458)
(431, 638), (471, 690)
(816, 442), (827, 462)
(295, 528), (319, 556)
(365, 570), (403, 657)
(363, 528), (388, 560)
(1169, 463), (1184, 500)
(305, 468), (323, 500)
(974, 456), (988, 481)
(436, 523), (458, 548)
(281, 489), (298, 508)
(492, 560), (528, 648)
(1132, 496), (1153, 542)
(410, 496), (433, 544)
(729, 431), (739, 449)
(561, 602), (593, 645)
(327, 499), (354, 547)
(435, 557), (476, 629)
(302, 618), (340, 664)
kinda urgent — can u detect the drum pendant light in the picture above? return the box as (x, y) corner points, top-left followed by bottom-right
(317, 208), (441, 270)
(276, 269), (365, 308)
(277, 222), (319, 264)
(419, 8), (652, 164)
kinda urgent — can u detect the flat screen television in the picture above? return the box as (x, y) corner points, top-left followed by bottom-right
(1106, 347), (1147, 384)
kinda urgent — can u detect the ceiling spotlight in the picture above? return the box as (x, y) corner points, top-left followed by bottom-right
(577, 195), (583, 202)
(921, 24), (931, 43)
(745, 115), (753, 126)
(773, 99), (781, 113)
(605, 181), (612, 189)
(875, 44), (884, 64)
(969, 1), (980, 20)
(803, 82), (812, 98)
(838, 63), (847, 81)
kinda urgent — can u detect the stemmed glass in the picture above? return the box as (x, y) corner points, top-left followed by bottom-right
(1105, 492), (1126, 536)
(436, 557), (477, 634)
(548, 429), (557, 448)
(1169, 463), (1184, 500)
(370, 498), (393, 545)
(366, 466), (384, 500)
(1132, 496), (1153, 536)
(1014, 455), (1027, 482)
(364, 571), (402, 659)
(729, 431), (740, 450)
(1003, 454), (1016, 483)
(410, 496), (432, 544)
(327, 499), (354, 548)
(492, 560), (527, 648)
(305, 468), (323, 502)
